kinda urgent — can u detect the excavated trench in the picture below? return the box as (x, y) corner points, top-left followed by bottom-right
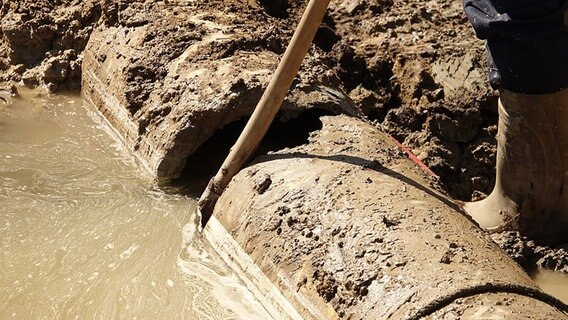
(3, 0), (568, 318)
(0, 0), (498, 199)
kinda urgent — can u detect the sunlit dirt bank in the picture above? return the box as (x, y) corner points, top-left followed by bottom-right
(2, 0), (568, 318)
(1, 0), (495, 197)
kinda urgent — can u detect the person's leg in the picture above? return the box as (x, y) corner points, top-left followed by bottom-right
(462, 0), (568, 242)
(465, 88), (568, 242)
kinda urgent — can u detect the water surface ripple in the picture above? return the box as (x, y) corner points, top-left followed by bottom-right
(0, 89), (271, 319)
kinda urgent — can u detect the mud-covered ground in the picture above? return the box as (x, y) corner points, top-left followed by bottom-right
(0, 0), (495, 199)
(0, 0), (102, 91)
(492, 232), (568, 273)
(1, 0), (566, 271)
(325, 0), (497, 202)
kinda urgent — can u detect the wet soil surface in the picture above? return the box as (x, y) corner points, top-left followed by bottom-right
(1, 0), (496, 200)
(492, 232), (568, 273)
(2, 0), (566, 274)
(215, 115), (568, 319)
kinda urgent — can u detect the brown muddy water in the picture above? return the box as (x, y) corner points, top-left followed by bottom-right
(1, 88), (568, 319)
(0, 88), (272, 319)
(532, 270), (568, 304)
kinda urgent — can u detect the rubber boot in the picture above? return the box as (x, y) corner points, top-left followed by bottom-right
(465, 88), (568, 243)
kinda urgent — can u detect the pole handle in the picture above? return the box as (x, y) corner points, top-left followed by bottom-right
(198, 0), (331, 226)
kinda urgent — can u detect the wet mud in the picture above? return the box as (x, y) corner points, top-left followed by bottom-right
(1, 0), (496, 199)
(214, 115), (568, 319)
(492, 231), (568, 273)
(325, 0), (497, 202)
(2, 0), (568, 313)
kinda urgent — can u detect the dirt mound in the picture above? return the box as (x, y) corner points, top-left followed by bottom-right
(320, 0), (499, 201)
(82, 0), (362, 179)
(5, 0), (566, 272)
(1, 0), (497, 200)
(0, 0), (150, 91)
(0, 0), (99, 90)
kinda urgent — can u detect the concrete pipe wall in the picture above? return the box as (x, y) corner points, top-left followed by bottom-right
(212, 115), (568, 319)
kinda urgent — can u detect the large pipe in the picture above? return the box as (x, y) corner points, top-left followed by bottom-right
(211, 115), (568, 319)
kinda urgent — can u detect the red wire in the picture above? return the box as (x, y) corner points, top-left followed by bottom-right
(386, 133), (438, 178)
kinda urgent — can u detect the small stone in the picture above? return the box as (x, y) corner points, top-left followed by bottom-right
(286, 217), (296, 227)
(382, 216), (399, 227)
(431, 88), (444, 100)
(254, 174), (272, 194)
(440, 251), (453, 264)
(343, 0), (363, 14)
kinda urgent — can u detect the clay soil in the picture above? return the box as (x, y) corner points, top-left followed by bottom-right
(0, 0), (496, 199)
(1, 1), (566, 271)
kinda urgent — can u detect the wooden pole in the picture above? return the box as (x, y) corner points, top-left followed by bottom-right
(197, 0), (331, 227)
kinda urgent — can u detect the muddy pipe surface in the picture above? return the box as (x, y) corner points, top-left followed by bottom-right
(213, 115), (568, 319)
(81, 2), (360, 180)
